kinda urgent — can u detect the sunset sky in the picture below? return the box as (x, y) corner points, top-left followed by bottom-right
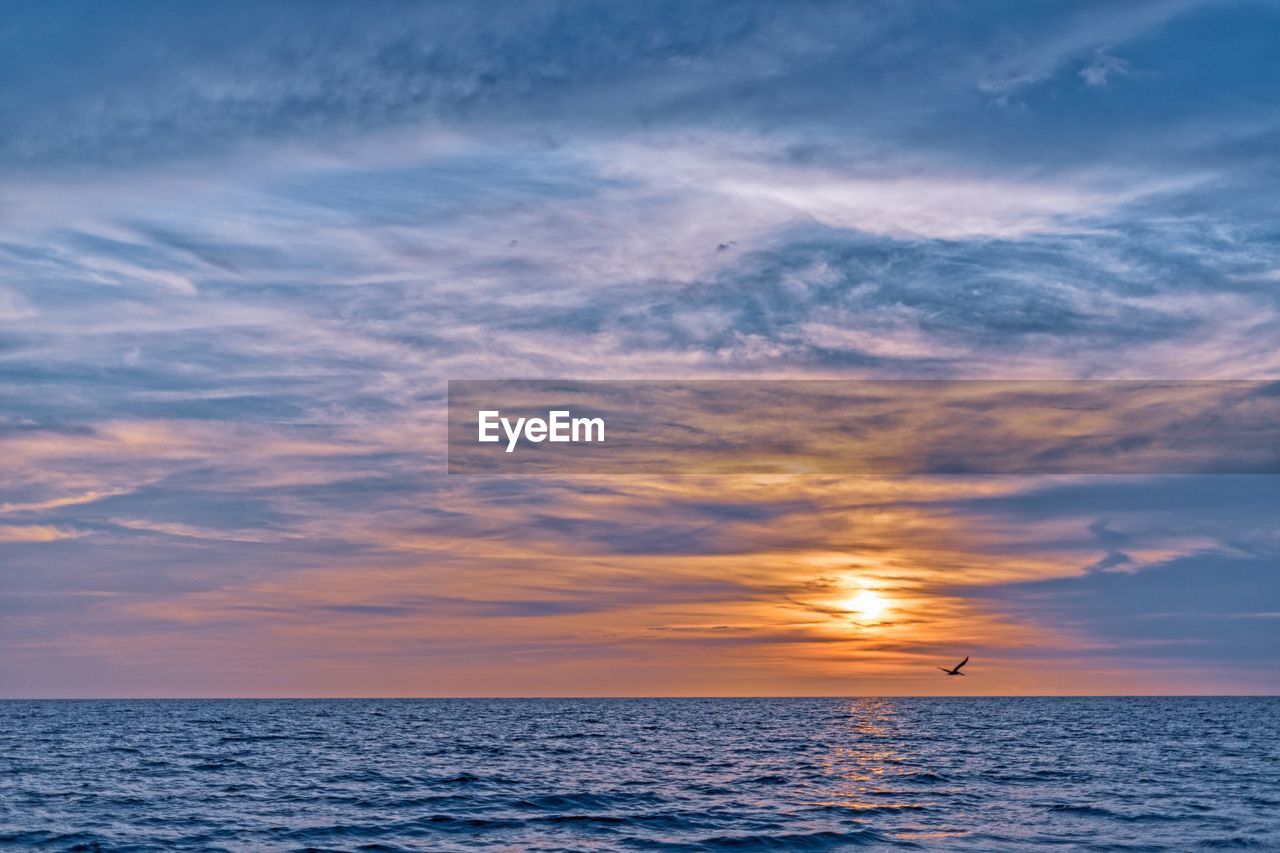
(2, 0), (1278, 697)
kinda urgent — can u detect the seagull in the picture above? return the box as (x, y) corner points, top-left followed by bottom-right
(937, 656), (969, 676)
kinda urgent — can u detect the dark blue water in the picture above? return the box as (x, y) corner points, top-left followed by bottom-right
(1, 698), (1277, 851)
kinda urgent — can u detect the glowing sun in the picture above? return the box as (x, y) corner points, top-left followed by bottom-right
(843, 589), (890, 622)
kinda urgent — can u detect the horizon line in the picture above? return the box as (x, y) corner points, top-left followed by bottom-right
(4, 694), (1277, 701)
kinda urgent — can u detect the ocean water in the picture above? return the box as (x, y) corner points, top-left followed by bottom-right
(1, 698), (1276, 851)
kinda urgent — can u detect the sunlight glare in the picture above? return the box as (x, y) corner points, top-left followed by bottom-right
(843, 589), (890, 622)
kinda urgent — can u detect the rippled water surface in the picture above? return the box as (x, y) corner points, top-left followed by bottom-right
(2, 698), (1277, 851)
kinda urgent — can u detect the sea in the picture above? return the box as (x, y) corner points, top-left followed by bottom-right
(1, 698), (1276, 851)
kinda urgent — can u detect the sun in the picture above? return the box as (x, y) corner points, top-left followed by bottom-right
(842, 589), (889, 622)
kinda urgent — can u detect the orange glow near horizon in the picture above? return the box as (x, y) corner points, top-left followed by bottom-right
(2, 421), (1273, 698)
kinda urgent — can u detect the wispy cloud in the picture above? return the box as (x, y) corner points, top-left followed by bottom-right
(0, 524), (80, 543)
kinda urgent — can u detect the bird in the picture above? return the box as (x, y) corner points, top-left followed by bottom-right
(937, 656), (969, 676)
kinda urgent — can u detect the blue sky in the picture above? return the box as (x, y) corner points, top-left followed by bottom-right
(1, 0), (1277, 696)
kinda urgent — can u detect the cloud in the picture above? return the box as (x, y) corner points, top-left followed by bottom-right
(0, 524), (80, 543)
(108, 517), (300, 543)
(978, 551), (1280, 667)
(0, 288), (37, 320)
(975, 3), (1168, 101)
(596, 137), (1139, 240)
(1, 0), (1278, 695)
(1080, 49), (1130, 86)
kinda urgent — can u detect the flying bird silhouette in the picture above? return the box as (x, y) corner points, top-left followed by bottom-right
(937, 656), (969, 676)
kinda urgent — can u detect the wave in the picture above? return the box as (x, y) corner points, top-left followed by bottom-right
(664, 828), (910, 850)
(1046, 804), (1195, 824)
(2, 697), (1275, 851)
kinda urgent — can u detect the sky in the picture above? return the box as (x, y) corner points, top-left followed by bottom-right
(1, 0), (1278, 697)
